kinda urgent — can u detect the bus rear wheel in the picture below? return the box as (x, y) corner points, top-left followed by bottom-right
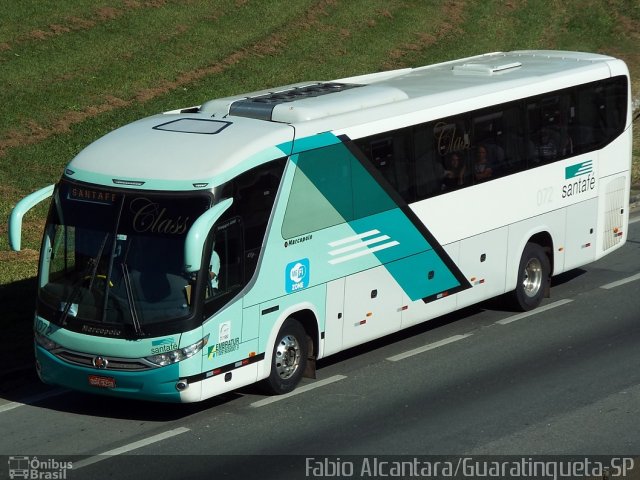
(263, 318), (308, 395)
(513, 242), (550, 311)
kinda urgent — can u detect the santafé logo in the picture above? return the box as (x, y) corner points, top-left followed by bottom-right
(562, 160), (596, 198)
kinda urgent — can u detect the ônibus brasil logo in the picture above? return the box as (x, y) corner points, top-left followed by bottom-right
(562, 160), (595, 198)
(8, 456), (72, 479)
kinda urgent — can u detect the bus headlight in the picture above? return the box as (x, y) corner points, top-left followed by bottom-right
(145, 335), (209, 366)
(35, 331), (59, 351)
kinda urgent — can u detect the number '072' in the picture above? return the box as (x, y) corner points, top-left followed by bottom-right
(537, 187), (553, 205)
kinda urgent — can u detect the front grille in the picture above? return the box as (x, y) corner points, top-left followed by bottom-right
(53, 349), (156, 371)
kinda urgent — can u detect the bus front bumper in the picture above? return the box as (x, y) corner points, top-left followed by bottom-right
(35, 344), (202, 403)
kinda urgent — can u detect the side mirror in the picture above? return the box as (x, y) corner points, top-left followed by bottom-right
(184, 198), (233, 273)
(9, 184), (55, 251)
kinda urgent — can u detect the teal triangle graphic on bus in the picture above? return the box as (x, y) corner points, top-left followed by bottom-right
(285, 133), (468, 302)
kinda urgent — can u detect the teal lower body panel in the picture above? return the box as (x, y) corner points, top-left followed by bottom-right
(36, 345), (183, 403)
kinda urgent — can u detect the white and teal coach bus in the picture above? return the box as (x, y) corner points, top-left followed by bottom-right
(9, 50), (632, 402)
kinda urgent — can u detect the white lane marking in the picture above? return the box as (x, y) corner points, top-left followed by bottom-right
(386, 334), (473, 362)
(629, 216), (640, 225)
(74, 427), (190, 469)
(251, 375), (347, 408)
(600, 272), (640, 290)
(495, 299), (573, 325)
(0, 388), (67, 414)
(328, 230), (380, 247)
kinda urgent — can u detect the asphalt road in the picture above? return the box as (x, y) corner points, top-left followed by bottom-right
(1, 214), (639, 480)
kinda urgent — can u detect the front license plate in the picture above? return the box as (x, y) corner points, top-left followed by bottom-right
(88, 375), (116, 388)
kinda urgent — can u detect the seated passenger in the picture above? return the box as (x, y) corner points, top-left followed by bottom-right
(536, 129), (559, 163)
(443, 152), (466, 189)
(474, 145), (493, 182)
(559, 129), (574, 157)
(415, 152), (447, 197)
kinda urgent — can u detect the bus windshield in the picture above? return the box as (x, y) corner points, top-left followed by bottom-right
(38, 179), (211, 337)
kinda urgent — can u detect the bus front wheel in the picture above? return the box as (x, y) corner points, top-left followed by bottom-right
(263, 318), (308, 395)
(513, 242), (550, 311)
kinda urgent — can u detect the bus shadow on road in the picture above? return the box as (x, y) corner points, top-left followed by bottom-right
(0, 276), (38, 388)
(40, 389), (244, 420)
(550, 268), (587, 287)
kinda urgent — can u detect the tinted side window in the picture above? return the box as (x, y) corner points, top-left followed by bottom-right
(471, 106), (523, 179)
(351, 75), (627, 203)
(573, 75), (627, 153)
(415, 119), (469, 198)
(354, 131), (413, 201)
(525, 93), (574, 166)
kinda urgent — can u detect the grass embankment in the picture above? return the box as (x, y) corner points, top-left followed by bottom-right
(0, 0), (639, 378)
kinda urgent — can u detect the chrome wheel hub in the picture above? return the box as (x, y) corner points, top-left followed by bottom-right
(522, 257), (543, 298)
(274, 334), (301, 380)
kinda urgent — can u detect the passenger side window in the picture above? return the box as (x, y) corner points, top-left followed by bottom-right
(419, 118), (471, 196)
(526, 94), (574, 167)
(345, 76), (627, 202)
(573, 76), (627, 153)
(471, 106), (523, 178)
(354, 131), (412, 201)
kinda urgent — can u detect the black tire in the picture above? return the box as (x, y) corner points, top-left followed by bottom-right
(512, 242), (550, 311)
(262, 318), (308, 395)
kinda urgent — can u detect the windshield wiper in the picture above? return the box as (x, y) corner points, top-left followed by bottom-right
(100, 197), (125, 324)
(120, 263), (144, 337)
(60, 233), (109, 327)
